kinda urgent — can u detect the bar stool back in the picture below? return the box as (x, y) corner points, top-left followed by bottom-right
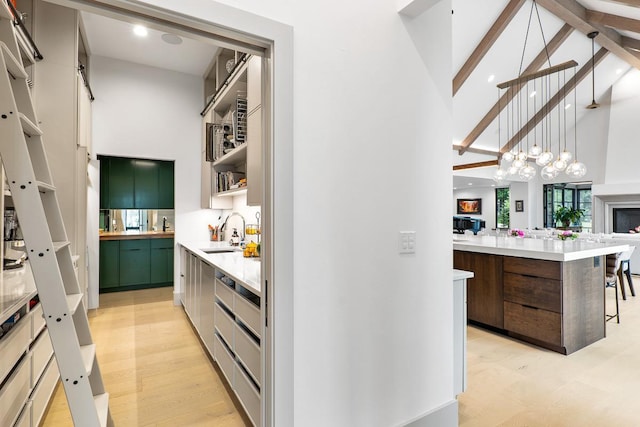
(606, 253), (622, 324)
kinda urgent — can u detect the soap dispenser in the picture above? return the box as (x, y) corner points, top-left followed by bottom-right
(230, 228), (240, 246)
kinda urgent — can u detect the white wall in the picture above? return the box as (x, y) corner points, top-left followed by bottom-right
(133, 0), (455, 426)
(88, 56), (221, 308)
(453, 187), (495, 229)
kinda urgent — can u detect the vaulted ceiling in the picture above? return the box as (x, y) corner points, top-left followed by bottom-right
(452, 0), (640, 173)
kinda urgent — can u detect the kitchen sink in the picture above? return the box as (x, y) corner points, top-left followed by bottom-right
(201, 247), (241, 254)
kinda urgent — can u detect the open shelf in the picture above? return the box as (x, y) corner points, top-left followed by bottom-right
(216, 187), (247, 198)
(213, 143), (247, 167)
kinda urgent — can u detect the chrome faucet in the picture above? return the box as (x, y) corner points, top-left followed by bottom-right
(223, 212), (246, 242)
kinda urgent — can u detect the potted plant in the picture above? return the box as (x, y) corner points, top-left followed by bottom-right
(554, 206), (584, 229)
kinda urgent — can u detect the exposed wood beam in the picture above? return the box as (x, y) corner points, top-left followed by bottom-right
(537, 0), (640, 70)
(603, 0), (640, 7)
(622, 35), (640, 52)
(452, 145), (501, 157)
(452, 0), (526, 96)
(453, 160), (499, 171)
(587, 10), (640, 34)
(497, 60), (578, 89)
(500, 47), (609, 154)
(457, 24), (573, 155)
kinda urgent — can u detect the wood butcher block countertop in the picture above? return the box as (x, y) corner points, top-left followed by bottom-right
(99, 231), (175, 241)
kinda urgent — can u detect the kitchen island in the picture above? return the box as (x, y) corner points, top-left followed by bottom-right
(454, 236), (629, 355)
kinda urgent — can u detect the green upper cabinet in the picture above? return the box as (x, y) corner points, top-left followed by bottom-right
(108, 157), (135, 209)
(99, 156), (175, 209)
(134, 160), (159, 209)
(157, 161), (175, 209)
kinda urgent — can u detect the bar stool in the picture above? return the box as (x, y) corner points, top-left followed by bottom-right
(618, 246), (635, 300)
(606, 253), (622, 324)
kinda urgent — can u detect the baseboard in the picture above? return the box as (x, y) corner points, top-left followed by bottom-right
(400, 399), (458, 427)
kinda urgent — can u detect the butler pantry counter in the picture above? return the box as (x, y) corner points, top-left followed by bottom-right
(179, 241), (261, 426)
(454, 236), (629, 355)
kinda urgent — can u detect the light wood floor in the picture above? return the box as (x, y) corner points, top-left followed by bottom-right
(41, 287), (249, 427)
(459, 275), (640, 427)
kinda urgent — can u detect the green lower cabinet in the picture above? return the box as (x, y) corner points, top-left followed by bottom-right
(150, 238), (174, 284)
(119, 239), (151, 286)
(99, 240), (120, 289)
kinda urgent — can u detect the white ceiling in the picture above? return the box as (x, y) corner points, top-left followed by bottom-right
(80, 12), (219, 77)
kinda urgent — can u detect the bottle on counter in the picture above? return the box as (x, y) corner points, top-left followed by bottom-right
(230, 228), (240, 246)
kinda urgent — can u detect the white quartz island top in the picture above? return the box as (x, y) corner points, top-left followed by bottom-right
(1, 262), (37, 324)
(453, 235), (630, 262)
(180, 241), (261, 296)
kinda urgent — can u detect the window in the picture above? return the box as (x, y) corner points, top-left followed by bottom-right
(543, 183), (592, 232)
(496, 187), (510, 229)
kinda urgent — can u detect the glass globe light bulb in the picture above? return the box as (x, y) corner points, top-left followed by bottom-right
(553, 157), (567, 171)
(512, 158), (525, 169)
(502, 151), (515, 162)
(566, 160), (587, 178)
(536, 151), (553, 166)
(519, 163), (537, 180)
(541, 164), (559, 180)
(507, 165), (519, 175)
(493, 168), (507, 183)
(528, 144), (542, 157)
(559, 149), (572, 163)
(516, 150), (528, 162)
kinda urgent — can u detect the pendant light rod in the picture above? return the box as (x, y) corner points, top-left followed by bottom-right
(497, 60), (578, 89)
(587, 31), (600, 109)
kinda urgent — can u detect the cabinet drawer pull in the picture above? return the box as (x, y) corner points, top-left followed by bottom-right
(522, 304), (539, 310)
(128, 248), (141, 251)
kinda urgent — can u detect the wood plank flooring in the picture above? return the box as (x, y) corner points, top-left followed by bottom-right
(459, 275), (640, 427)
(41, 288), (248, 427)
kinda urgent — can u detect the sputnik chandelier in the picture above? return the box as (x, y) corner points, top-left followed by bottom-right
(493, 0), (587, 183)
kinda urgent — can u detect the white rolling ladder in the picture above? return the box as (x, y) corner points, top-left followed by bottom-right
(0, 2), (112, 426)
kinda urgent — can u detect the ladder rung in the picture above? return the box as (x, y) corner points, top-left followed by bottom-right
(0, 41), (27, 79)
(80, 344), (96, 375)
(94, 392), (110, 427)
(19, 113), (42, 136)
(53, 241), (70, 252)
(37, 181), (56, 193)
(15, 27), (36, 66)
(66, 293), (83, 314)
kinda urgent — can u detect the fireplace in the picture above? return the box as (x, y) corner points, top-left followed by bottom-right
(613, 208), (640, 233)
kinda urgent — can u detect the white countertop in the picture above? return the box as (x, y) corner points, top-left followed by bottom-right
(1, 262), (37, 324)
(180, 241), (261, 296)
(453, 236), (630, 261)
(453, 269), (474, 281)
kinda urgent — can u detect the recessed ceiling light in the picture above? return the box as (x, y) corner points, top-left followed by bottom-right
(488, 74), (495, 83)
(491, 184), (495, 187)
(161, 33), (183, 45)
(133, 25), (148, 37)
(565, 103), (571, 110)
(468, 183), (473, 186)
(453, 187), (457, 190)
(529, 91), (536, 98)
(616, 68), (623, 75)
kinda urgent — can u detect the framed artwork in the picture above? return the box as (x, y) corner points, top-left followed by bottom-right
(515, 200), (524, 212)
(457, 198), (482, 215)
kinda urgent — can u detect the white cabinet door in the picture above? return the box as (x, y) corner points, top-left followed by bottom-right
(247, 56), (262, 115)
(200, 262), (216, 355)
(247, 106), (262, 207)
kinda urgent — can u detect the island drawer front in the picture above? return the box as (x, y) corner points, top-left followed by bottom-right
(0, 314), (31, 384)
(234, 323), (260, 385)
(234, 364), (260, 427)
(504, 273), (562, 313)
(504, 301), (561, 346)
(0, 352), (31, 427)
(214, 303), (235, 348)
(503, 257), (561, 280)
(31, 358), (59, 427)
(14, 402), (31, 427)
(215, 279), (234, 310)
(235, 295), (261, 338)
(31, 304), (46, 339)
(31, 329), (54, 388)
(213, 334), (234, 387)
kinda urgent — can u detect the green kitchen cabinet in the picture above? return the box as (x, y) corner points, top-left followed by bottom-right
(99, 158), (110, 209)
(157, 161), (175, 209)
(134, 160), (159, 209)
(108, 157), (135, 208)
(119, 239), (151, 286)
(99, 240), (120, 289)
(150, 238), (174, 284)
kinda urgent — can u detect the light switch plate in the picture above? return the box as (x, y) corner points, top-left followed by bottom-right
(399, 231), (416, 254)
